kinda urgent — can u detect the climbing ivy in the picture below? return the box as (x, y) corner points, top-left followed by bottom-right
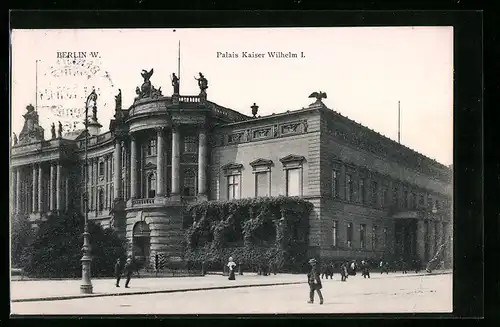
(183, 196), (312, 272)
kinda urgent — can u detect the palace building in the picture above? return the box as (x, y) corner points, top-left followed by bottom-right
(10, 70), (453, 268)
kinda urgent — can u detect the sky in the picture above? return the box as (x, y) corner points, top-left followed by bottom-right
(10, 27), (453, 165)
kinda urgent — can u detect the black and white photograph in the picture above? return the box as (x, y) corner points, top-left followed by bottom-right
(10, 26), (454, 315)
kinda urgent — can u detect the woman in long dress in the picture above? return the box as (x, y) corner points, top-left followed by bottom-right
(227, 257), (236, 280)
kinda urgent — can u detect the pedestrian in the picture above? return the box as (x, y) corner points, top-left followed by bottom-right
(326, 262), (334, 279)
(124, 257), (133, 288)
(340, 262), (348, 282)
(307, 258), (324, 304)
(361, 260), (370, 279)
(114, 258), (122, 287)
(227, 257), (236, 280)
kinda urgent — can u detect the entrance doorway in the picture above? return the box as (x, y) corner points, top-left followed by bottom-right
(132, 221), (151, 266)
(394, 219), (417, 261)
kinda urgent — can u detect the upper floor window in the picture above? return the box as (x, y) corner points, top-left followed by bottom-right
(412, 193), (417, 209)
(382, 186), (388, 206)
(222, 163), (243, 200)
(393, 187), (399, 207)
(99, 161), (105, 176)
(332, 170), (339, 198)
(147, 173), (156, 198)
(346, 174), (353, 202)
(359, 178), (365, 204)
(332, 220), (338, 247)
(372, 225), (378, 250)
(280, 154), (305, 197)
(360, 224), (366, 249)
(419, 194), (425, 207)
(250, 158), (273, 198)
(347, 222), (353, 248)
(184, 135), (197, 153)
(147, 139), (157, 156)
(227, 174), (240, 200)
(183, 170), (196, 196)
(371, 181), (378, 206)
(98, 188), (104, 213)
(403, 190), (409, 208)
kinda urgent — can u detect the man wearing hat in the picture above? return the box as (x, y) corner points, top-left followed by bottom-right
(123, 257), (134, 288)
(307, 258), (324, 304)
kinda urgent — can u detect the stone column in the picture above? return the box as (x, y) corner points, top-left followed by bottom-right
(38, 165), (43, 212)
(56, 162), (62, 211)
(198, 128), (207, 196)
(50, 163), (55, 211)
(130, 135), (138, 199)
(428, 220), (435, 258)
(32, 165), (37, 213)
(16, 169), (22, 214)
(94, 159), (99, 210)
(65, 168), (69, 211)
(416, 219), (426, 264)
(156, 128), (165, 197)
(113, 139), (122, 200)
(171, 126), (180, 196)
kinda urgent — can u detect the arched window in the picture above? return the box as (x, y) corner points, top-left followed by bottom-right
(183, 170), (196, 196)
(148, 173), (156, 198)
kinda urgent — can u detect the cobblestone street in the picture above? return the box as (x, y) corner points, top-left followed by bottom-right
(11, 273), (452, 315)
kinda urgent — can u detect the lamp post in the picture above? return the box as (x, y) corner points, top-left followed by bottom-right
(80, 88), (97, 294)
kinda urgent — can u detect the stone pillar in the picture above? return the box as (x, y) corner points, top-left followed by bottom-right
(171, 126), (180, 196)
(114, 139), (122, 200)
(16, 169), (22, 214)
(50, 163), (55, 211)
(38, 165), (43, 212)
(416, 219), (426, 264)
(198, 128), (207, 196)
(130, 135), (138, 199)
(94, 159), (98, 210)
(428, 220), (435, 258)
(32, 165), (37, 213)
(56, 162), (62, 211)
(157, 128), (165, 197)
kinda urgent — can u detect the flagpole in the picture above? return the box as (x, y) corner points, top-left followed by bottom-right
(398, 100), (401, 144)
(178, 40), (181, 94)
(35, 60), (39, 112)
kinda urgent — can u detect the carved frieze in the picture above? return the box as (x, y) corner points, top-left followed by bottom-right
(253, 127), (272, 139)
(280, 121), (301, 135)
(227, 131), (244, 144)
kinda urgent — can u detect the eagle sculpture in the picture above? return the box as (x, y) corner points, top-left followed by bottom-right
(141, 68), (154, 82)
(308, 91), (327, 102)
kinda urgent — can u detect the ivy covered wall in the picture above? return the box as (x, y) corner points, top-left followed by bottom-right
(183, 196), (313, 272)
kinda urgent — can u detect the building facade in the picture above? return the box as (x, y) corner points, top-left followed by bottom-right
(10, 70), (453, 268)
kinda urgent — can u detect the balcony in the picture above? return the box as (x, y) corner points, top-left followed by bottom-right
(126, 196), (201, 209)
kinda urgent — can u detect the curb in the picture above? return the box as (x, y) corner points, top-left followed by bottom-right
(11, 281), (307, 303)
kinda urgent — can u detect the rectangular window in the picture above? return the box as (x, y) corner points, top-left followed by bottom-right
(99, 162), (104, 176)
(412, 193), (417, 209)
(286, 168), (301, 196)
(227, 174), (240, 200)
(255, 171), (269, 197)
(371, 181), (378, 206)
(346, 174), (353, 202)
(382, 187), (388, 206)
(332, 170), (339, 198)
(393, 187), (399, 207)
(403, 190), (409, 208)
(383, 227), (388, 247)
(184, 136), (197, 153)
(427, 195), (432, 209)
(347, 222), (353, 248)
(419, 194), (425, 207)
(332, 220), (338, 247)
(360, 224), (366, 249)
(147, 139), (157, 156)
(359, 178), (365, 204)
(372, 225), (378, 250)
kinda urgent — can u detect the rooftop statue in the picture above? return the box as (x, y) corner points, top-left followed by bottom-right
(135, 68), (163, 100)
(171, 73), (180, 94)
(194, 72), (208, 95)
(308, 91), (327, 103)
(51, 123), (56, 139)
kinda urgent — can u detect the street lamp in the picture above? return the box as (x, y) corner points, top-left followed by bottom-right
(80, 88), (97, 294)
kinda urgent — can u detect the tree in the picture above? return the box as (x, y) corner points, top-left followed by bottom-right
(11, 214), (35, 268)
(23, 212), (127, 278)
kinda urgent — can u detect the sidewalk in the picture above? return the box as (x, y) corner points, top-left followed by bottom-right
(10, 270), (452, 303)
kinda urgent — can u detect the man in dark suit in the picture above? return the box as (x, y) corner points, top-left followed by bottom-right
(307, 258), (324, 304)
(115, 258), (122, 287)
(124, 257), (134, 288)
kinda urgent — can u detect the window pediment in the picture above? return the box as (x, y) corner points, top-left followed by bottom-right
(222, 162), (243, 171)
(144, 162), (157, 170)
(279, 154), (306, 164)
(250, 158), (273, 168)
